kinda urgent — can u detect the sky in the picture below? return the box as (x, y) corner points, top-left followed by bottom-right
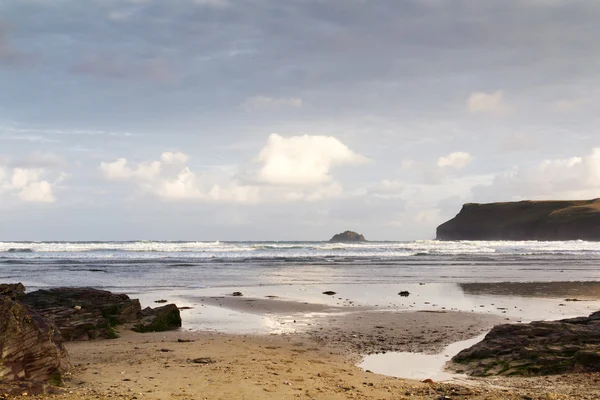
(1, 0), (600, 241)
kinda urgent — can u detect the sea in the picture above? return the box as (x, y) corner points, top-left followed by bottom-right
(2, 240), (600, 292)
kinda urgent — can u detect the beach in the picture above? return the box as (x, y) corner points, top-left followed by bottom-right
(2, 241), (600, 398)
(13, 280), (600, 400)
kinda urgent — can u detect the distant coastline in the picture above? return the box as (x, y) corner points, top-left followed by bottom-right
(437, 199), (600, 241)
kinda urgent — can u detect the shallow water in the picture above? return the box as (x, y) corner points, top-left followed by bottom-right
(358, 334), (487, 381)
(3, 240), (600, 336)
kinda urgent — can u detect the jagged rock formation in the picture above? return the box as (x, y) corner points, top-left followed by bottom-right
(133, 304), (182, 333)
(0, 283), (25, 299)
(437, 199), (600, 241)
(0, 296), (70, 383)
(449, 311), (600, 376)
(21, 287), (143, 341)
(21, 287), (182, 340)
(329, 230), (366, 242)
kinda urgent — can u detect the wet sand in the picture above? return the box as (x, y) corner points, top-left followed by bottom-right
(459, 281), (600, 300)
(19, 281), (600, 399)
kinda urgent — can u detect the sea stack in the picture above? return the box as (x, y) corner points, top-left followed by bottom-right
(437, 199), (600, 241)
(329, 230), (367, 242)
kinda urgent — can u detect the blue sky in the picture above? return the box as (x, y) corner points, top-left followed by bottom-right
(1, 0), (599, 240)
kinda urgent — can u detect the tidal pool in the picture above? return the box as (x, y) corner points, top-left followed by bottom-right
(358, 333), (487, 381)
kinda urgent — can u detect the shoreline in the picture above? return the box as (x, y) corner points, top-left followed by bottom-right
(12, 281), (600, 399)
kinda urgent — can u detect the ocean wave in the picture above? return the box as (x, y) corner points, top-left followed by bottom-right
(2, 240), (600, 261)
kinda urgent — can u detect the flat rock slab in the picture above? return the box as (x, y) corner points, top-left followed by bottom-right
(21, 287), (142, 341)
(450, 311), (600, 376)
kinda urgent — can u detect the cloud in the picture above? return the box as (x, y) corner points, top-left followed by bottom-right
(242, 96), (303, 111)
(466, 90), (513, 116)
(100, 158), (161, 182)
(368, 179), (405, 199)
(437, 152), (473, 170)
(101, 155), (259, 203)
(256, 133), (368, 185)
(473, 148), (600, 201)
(0, 166), (59, 203)
(160, 152), (189, 164)
(100, 134), (366, 203)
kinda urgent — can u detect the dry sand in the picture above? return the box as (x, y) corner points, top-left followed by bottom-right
(15, 282), (600, 399)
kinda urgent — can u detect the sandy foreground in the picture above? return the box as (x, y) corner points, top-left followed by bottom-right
(15, 282), (600, 400)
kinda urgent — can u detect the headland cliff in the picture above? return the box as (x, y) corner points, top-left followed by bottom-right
(437, 199), (600, 241)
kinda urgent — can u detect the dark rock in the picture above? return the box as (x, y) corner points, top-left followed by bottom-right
(21, 287), (142, 341)
(232, 292), (243, 297)
(322, 291), (337, 296)
(189, 357), (215, 364)
(0, 283), (25, 299)
(154, 299), (168, 303)
(329, 230), (367, 242)
(437, 199), (600, 241)
(0, 296), (70, 383)
(133, 304), (182, 333)
(398, 291), (410, 297)
(449, 311), (600, 376)
(6, 248), (33, 253)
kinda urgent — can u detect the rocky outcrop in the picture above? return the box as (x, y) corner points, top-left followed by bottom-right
(133, 304), (182, 333)
(0, 296), (70, 383)
(0, 283), (25, 299)
(449, 311), (600, 376)
(329, 230), (367, 242)
(437, 199), (600, 241)
(21, 287), (142, 341)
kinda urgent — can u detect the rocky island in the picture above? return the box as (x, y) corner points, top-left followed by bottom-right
(329, 230), (366, 242)
(437, 199), (600, 241)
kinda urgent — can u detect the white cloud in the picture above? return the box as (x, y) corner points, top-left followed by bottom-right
(437, 152), (473, 170)
(256, 133), (368, 185)
(368, 179), (405, 199)
(100, 158), (161, 182)
(160, 152), (189, 164)
(467, 90), (513, 116)
(153, 167), (259, 203)
(0, 166), (59, 203)
(473, 148), (600, 201)
(100, 134), (366, 203)
(243, 96), (303, 111)
(18, 181), (54, 203)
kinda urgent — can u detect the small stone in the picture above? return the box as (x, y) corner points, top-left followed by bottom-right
(189, 357), (215, 364)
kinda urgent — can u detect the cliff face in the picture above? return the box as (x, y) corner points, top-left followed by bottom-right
(437, 199), (600, 241)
